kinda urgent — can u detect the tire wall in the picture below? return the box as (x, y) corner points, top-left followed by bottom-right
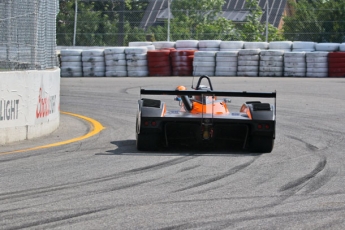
(0, 68), (60, 144)
(58, 42), (345, 78)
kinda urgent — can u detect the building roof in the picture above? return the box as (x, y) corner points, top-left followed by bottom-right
(140, 0), (288, 29)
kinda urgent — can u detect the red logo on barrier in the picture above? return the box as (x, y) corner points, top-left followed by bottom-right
(36, 87), (57, 119)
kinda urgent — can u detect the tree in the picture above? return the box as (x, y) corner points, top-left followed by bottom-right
(237, 0), (284, 41)
(168, 0), (237, 40)
(153, 0), (283, 41)
(283, 0), (345, 42)
(57, 0), (150, 46)
(57, 1), (118, 46)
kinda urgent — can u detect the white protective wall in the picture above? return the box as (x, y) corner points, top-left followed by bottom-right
(0, 68), (60, 145)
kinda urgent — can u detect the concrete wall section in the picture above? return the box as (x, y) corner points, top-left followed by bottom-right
(0, 68), (60, 144)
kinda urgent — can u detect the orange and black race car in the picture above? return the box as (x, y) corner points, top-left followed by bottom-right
(136, 75), (276, 153)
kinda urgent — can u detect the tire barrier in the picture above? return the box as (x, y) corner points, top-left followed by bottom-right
(315, 43), (340, 52)
(244, 42), (269, 50)
(340, 44), (345, 52)
(175, 40), (199, 51)
(59, 41), (345, 78)
(306, 52), (328, 78)
(104, 47), (127, 77)
(292, 41), (315, 52)
(215, 51), (238, 76)
(82, 49), (105, 77)
(193, 51), (216, 76)
(129, 41), (155, 51)
(170, 50), (195, 76)
(219, 41), (244, 51)
(152, 41), (176, 50)
(259, 50), (284, 77)
(147, 50), (172, 76)
(328, 52), (345, 77)
(60, 49), (83, 77)
(237, 49), (260, 77)
(125, 47), (148, 77)
(284, 52), (306, 77)
(198, 40), (221, 51)
(268, 41), (292, 52)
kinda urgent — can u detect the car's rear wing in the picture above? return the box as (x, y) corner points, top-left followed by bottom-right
(140, 89), (276, 98)
(140, 89), (277, 118)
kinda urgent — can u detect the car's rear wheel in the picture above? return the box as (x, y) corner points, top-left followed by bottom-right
(136, 116), (160, 151)
(249, 136), (274, 153)
(136, 132), (160, 151)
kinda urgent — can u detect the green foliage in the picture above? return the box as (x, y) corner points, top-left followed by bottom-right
(167, 0), (235, 40)
(283, 0), (345, 42)
(153, 0), (284, 41)
(57, 0), (149, 46)
(237, 0), (284, 41)
(57, 0), (287, 45)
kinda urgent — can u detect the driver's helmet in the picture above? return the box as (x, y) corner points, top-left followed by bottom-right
(194, 85), (210, 102)
(176, 85), (187, 91)
(175, 85), (187, 98)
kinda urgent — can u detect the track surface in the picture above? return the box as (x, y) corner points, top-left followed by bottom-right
(1, 77), (345, 229)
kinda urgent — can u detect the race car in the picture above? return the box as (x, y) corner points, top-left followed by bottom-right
(136, 75), (276, 153)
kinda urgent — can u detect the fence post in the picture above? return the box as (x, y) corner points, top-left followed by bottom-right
(5, 0), (11, 61)
(73, 0), (78, 46)
(167, 0), (171, 42)
(265, 0), (269, 42)
(31, 0), (38, 69)
(118, 0), (125, 46)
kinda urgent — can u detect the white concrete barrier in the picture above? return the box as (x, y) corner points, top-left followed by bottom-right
(0, 68), (60, 145)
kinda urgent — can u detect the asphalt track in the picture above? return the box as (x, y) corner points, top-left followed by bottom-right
(1, 76), (345, 229)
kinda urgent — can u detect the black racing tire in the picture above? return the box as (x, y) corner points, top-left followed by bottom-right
(249, 136), (274, 153)
(136, 116), (160, 151)
(136, 132), (160, 151)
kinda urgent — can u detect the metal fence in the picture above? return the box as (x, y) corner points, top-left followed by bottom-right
(56, 0), (345, 47)
(0, 0), (59, 70)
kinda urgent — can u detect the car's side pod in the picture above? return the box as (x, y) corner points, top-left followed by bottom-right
(245, 101), (275, 121)
(138, 98), (165, 117)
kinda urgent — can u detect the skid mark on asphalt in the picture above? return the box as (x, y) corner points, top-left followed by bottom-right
(5, 207), (112, 230)
(279, 156), (327, 192)
(174, 157), (258, 193)
(281, 135), (336, 194)
(0, 156), (196, 202)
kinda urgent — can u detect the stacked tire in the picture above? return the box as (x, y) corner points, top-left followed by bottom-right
(219, 41), (243, 51)
(129, 41), (155, 51)
(125, 47), (148, 77)
(82, 49), (105, 77)
(175, 40), (199, 51)
(340, 43), (345, 52)
(193, 51), (216, 76)
(315, 43), (339, 52)
(269, 41), (292, 52)
(244, 42), (269, 50)
(198, 40), (221, 51)
(171, 50), (195, 76)
(237, 49), (260, 77)
(60, 49), (83, 77)
(284, 52), (306, 77)
(152, 41), (176, 50)
(147, 50), (172, 76)
(104, 47), (127, 77)
(259, 50), (284, 77)
(292, 42), (315, 52)
(328, 52), (345, 77)
(306, 52), (328, 78)
(215, 51), (238, 76)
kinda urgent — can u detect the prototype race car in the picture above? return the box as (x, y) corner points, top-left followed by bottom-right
(136, 75), (276, 153)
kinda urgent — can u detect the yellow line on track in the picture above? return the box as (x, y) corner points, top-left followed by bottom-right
(0, 111), (105, 155)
